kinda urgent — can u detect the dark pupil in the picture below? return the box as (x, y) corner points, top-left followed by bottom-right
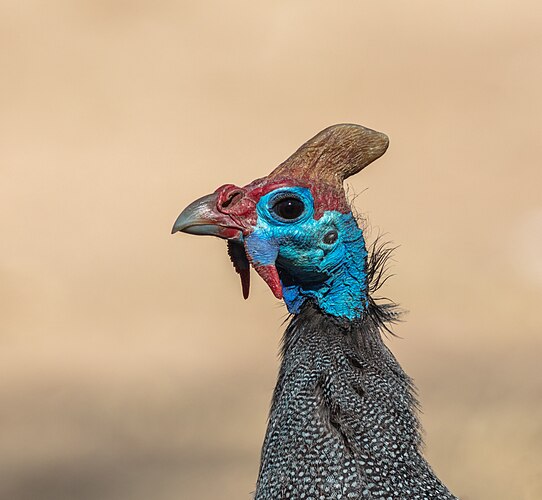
(273, 197), (305, 220)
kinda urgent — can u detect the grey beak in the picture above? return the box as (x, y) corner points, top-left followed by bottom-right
(171, 192), (243, 240)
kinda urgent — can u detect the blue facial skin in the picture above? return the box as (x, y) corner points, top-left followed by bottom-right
(245, 187), (368, 320)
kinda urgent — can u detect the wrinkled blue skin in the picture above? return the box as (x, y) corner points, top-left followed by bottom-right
(245, 187), (368, 320)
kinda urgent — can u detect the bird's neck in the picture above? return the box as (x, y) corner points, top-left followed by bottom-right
(278, 215), (368, 320)
(255, 303), (454, 499)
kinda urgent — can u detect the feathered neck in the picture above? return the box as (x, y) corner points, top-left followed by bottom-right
(255, 250), (456, 499)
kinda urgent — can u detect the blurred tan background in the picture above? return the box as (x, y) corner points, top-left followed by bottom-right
(1, 1), (541, 499)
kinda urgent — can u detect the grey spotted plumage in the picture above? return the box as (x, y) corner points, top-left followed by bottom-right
(255, 301), (456, 499)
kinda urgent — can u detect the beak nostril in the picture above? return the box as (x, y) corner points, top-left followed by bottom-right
(220, 189), (244, 210)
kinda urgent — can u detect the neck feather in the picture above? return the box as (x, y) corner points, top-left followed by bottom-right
(255, 302), (455, 499)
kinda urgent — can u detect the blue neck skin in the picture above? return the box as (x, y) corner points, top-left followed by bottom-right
(244, 187), (368, 320)
(278, 213), (368, 320)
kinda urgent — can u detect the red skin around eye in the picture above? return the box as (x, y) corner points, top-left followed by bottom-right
(213, 176), (350, 232)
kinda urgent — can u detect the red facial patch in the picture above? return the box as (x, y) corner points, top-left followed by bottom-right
(212, 176), (350, 235)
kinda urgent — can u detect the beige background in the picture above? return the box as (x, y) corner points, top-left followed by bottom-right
(1, 1), (541, 499)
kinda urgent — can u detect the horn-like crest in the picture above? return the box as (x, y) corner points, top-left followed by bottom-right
(269, 124), (389, 188)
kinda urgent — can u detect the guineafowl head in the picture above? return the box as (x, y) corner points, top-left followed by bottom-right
(172, 124), (389, 320)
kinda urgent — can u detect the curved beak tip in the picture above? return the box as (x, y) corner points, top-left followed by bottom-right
(170, 215), (188, 235)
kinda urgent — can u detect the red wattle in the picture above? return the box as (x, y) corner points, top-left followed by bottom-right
(254, 264), (283, 300)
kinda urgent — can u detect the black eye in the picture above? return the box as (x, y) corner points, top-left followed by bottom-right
(271, 197), (305, 221)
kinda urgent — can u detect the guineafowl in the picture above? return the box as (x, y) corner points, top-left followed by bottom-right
(172, 124), (457, 499)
